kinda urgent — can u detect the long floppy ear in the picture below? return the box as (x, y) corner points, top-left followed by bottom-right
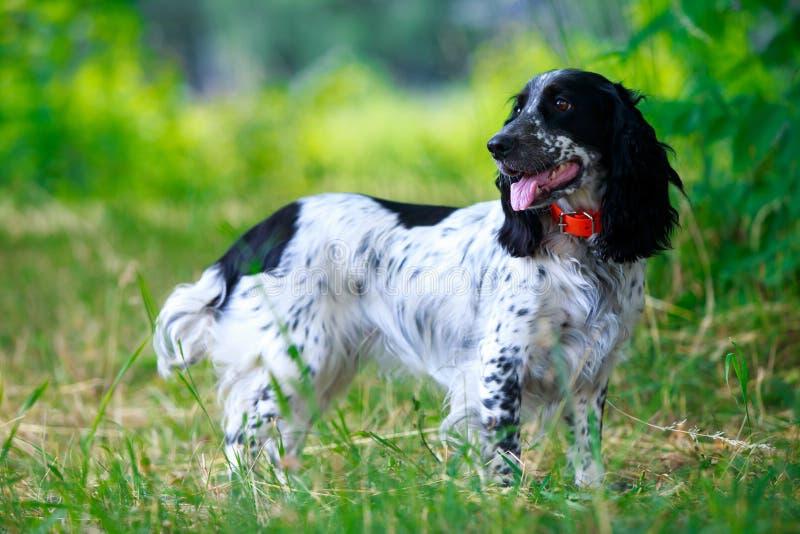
(496, 176), (544, 257)
(596, 84), (684, 262)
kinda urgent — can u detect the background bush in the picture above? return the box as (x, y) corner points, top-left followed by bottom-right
(2, 1), (798, 289)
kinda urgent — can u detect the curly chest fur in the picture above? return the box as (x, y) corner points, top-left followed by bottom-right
(483, 250), (646, 406)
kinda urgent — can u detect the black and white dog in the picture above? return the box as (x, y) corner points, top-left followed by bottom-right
(154, 69), (682, 486)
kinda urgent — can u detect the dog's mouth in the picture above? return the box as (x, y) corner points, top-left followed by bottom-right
(498, 159), (583, 211)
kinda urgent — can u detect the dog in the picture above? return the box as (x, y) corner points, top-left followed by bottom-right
(153, 69), (683, 487)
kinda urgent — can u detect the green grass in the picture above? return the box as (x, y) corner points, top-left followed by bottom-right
(0, 197), (798, 533)
(1, 1), (799, 530)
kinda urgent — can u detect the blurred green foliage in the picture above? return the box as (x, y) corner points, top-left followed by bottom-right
(1, 0), (798, 292)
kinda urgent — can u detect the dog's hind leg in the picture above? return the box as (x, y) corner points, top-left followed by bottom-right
(218, 320), (357, 479)
(213, 270), (363, 478)
(221, 368), (314, 479)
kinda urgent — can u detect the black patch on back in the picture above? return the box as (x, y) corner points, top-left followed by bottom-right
(369, 196), (457, 228)
(215, 202), (301, 307)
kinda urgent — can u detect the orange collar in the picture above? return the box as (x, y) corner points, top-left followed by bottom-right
(550, 203), (602, 238)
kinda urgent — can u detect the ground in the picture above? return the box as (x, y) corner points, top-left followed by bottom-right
(1, 197), (797, 532)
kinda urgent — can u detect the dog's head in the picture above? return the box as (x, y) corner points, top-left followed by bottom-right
(488, 69), (683, 262)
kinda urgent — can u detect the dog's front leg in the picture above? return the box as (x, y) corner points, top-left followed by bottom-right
(478, 334), (524, 485)
(563, 381), (608, 487)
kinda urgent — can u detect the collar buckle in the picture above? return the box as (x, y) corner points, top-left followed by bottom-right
(556, 207), (599, 237)
(557, 210), (576, 234)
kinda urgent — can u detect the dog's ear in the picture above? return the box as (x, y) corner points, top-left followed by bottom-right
(496, 176), (544, 257)
(596, 83), (684, 262)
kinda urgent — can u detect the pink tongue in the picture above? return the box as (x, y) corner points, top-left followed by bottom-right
(509, 162), (581, 211)
(510, 170), (549, 211)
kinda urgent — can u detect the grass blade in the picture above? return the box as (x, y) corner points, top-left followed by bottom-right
(81, 337), (147, 483)
(0, 380), (49, 463)
(412, 397), (440, 464)
(176, 371), (218, 438)
(137, 272), (157, 331)
(724, 341), (752, 432)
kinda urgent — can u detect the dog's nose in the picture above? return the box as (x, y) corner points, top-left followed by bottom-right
(487, 134), (516, 159)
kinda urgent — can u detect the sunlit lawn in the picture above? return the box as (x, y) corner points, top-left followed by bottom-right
(1, 195), (797, 532)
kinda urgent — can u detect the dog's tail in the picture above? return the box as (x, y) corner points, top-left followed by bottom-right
(153, 266), (227, 377)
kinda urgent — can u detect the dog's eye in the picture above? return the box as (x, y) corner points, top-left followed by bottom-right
(555, 97), (572, 112)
